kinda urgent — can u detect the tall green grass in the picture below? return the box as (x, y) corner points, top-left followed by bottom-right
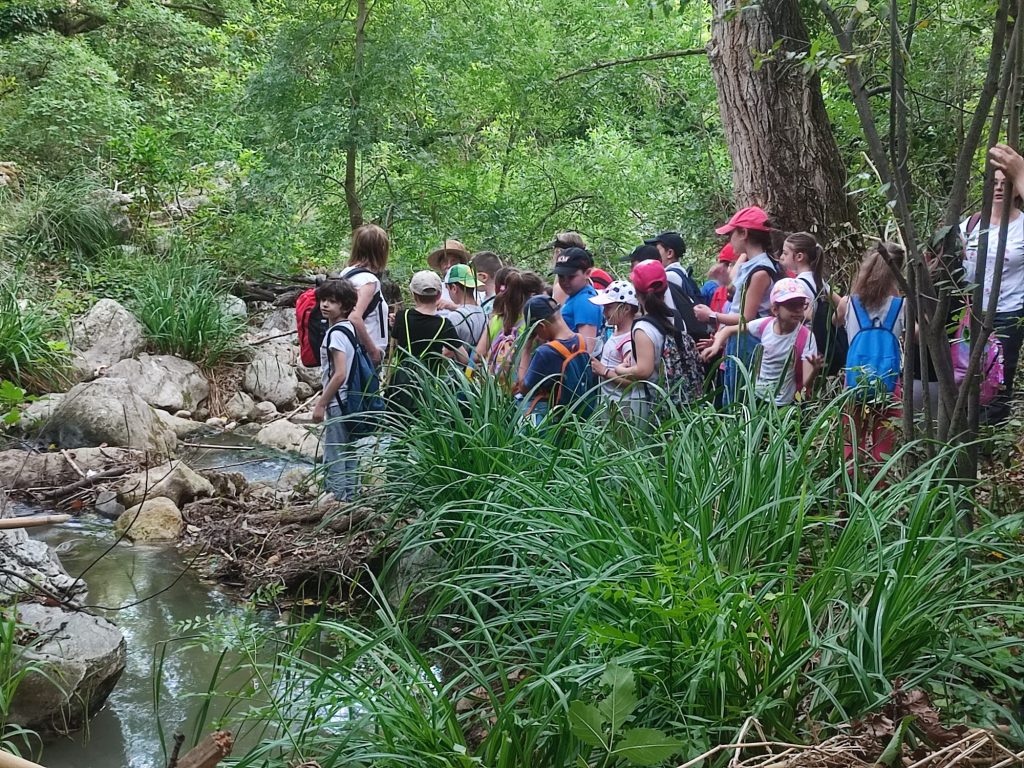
(176, 373), (1024, 767)
(129, 252), (245, 367)
(0, 280), (70, 393)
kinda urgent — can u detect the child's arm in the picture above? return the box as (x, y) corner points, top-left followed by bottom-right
(699, 323), (739, 362)
(800, 354), (824, 395)
(313, 347), (349, 423)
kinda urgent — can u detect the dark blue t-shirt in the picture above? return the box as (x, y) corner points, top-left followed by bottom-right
(523, 335), (585, 396)
(561, 285), (602, 332)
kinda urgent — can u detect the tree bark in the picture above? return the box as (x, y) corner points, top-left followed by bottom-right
(708, 0), (859, 262)
(344, 0), (369, 231)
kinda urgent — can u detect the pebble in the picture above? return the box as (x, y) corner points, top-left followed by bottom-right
(174, 410), (192, 419)
(205, 417), (227, 428)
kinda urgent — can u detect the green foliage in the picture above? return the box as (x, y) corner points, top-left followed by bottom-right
(0, 381), (28, 427)
(0, 611), (41, 759)
(128, 252), (246, 366)
(0, 175), (125, 262)
(0, 280), (70, 393)
(176, 377), (1024, 767)
(0, 32), (136, 171)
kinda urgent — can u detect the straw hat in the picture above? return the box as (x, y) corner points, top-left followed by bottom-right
(426, 239), (471, 271)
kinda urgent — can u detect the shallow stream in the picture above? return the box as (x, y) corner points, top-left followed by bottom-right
(19, 437), (312, 768)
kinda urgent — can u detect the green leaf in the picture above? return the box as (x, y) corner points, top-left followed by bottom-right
(576, 756), (589, 768)
(874, 717), (912, 767)
(613, 728), (683, 766)
(568, 701), (607, 748)
(854, 0), (870, 13)
(598, 664), (638, 733)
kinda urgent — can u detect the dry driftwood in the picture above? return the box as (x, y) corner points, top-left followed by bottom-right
(0, 514), (71, 530)
(42, 466), (130, 500)
(176, 731), (233, 768)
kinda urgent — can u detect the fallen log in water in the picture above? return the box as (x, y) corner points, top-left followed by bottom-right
(175, 730), (233, 768)
(0, 515), (71, 530)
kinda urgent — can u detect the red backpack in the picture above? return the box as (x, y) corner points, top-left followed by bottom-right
(296, 289), (326, 367)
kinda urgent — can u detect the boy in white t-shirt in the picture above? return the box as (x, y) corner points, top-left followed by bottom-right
(312, 279), (360, 501)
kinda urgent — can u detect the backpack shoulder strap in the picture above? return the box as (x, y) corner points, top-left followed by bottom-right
(794, 325), (810, 395)
(967, 212), (983, 237)
(850, 296), (872, 329)
(881, 297), (903, 331)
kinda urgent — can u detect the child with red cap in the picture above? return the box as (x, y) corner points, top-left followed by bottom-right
(701, 278), (823, 405)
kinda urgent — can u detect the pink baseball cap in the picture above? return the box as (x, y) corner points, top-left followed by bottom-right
(718, 243), (738, 263)
(715, 206), (771, 235)
(631, 259), (667, 293)
(770, 277), (811, 305)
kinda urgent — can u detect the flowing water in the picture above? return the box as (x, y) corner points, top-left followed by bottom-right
(19, 438), (312, 768)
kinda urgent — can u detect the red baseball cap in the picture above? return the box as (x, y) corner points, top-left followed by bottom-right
(590, 268), (613, 290)
(631, 259), (668, 293)
(718, 243), (737, 263)
(715, 206), (771, 235)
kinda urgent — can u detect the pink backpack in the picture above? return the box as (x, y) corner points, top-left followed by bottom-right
(951, 314), (1004, 406)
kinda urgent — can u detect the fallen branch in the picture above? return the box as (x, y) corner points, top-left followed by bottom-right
(60, 449), (85, 478)
(555, 47), (706, 82)
(265, 394), (320, 426)
(183, 443), (255, 451)
(0, 515), (71, 530)
(42, 467), (130, 500)
(176, 731), (233, 768)
(0, 749), (47, 768)
(251, 330), (297, 346)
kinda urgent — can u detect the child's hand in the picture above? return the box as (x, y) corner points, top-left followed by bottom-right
(591, 359), (607, 378)
(312, 403), (326, 423)
(806, 353), (824, 370)
(700, 341), (722, 362)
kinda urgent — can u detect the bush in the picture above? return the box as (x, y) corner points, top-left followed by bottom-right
(0, 280), (70, 393)
(129, 253), (246, 367)
(180, 379), (1024, 767)
(0, 176), (125, 262)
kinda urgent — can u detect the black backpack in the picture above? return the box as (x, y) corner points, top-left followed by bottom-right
(797, 274), (848, 378)
(341, 266), (386, 331)
(665, 264), (711, 341)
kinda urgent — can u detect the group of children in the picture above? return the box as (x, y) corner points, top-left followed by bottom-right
(307, 141), (1024, 499)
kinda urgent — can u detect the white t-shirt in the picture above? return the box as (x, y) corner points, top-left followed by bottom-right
(748, 317), (818, 405)
(341, 266), (389, 355)
(320, 321), (357, 405)
(599, 330), (633, 401)
(795, 272), (829, 316)
(665, 263), (686, 290)
(961, 212), (1024, 313)
(844, 295), (905, 341)
(632, 317), (666, 388)
(727, 252), (775, 318)
(442, 304), (487, 349)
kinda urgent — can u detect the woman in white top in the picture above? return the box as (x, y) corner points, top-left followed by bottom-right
(341, 224), (390, 366)
(963, 144), (1024, 423)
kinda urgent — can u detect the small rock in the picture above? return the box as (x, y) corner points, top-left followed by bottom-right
(254, 401), (278, 422)
(114, 497), (184, 542)
(116, 462), (215, 508)
(174, 410), (192, 419)
(94, 490), (125, 521)
(255, 419), (321, 459)
(276, 467), (310, 493)
(295, 382), (313, 401)
(205, 417), (227, 428)
(221, 294), (248, 321)
(224, 392), (256, 423)
(294, 364), (323, 391)
(154, 409), (207, 439)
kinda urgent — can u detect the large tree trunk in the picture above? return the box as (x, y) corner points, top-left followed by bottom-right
(708, 0), (858, 261)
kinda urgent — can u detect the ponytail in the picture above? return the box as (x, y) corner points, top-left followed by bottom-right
(852, 241), (904, 311)
(637, 288), (675, 327)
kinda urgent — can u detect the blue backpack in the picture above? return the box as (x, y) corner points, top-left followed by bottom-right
(326, 324), (385, 438)
(844, 296), (904, 396)
(526, 334), (596, 419)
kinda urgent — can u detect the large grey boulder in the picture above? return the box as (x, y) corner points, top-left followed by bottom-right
(8, 603), (126, 736)
(40, 378), (176, 458)
(104, 354), (209, 412)
(243, 345), (299, 408)
(116, 461), (214, 508)
(70, 299), (147, 380)
(114, 497), (183, 542)
(222, 295), (248, 321)
(255, 419), (321, 459)
(260, 307), (297, 334)
(0, 528), (86, 603)
(294, 364), (323, 391)
(0, 447), (138, 491)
